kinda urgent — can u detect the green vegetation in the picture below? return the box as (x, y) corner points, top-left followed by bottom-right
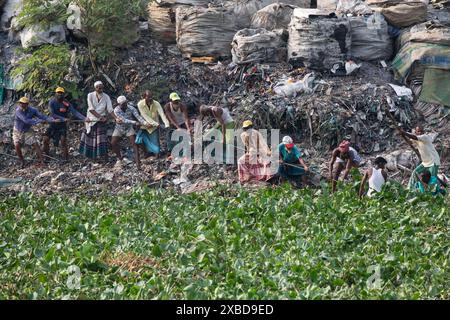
(0, 184), (448, 299)
(11, 44), (81, 104)
(17, 0), (70, 30)
(17, 0), (146, 68)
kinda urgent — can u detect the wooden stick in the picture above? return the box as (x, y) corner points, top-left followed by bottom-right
(383, 103), (422, 160)
(0, 152), (20, 159)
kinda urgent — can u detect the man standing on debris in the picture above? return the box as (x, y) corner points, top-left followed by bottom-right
(396, 126), (441, 190)
(329, 140), (362, 193)
(359, 156), (388, 198)
(200, 105), (235, 144)
(112, 96), (150, 169)
(80, 81), (117, 160)
(164, 92), (191, 154)
(278, 136), (309, 186)
(43, 87), (87, 161)
(199, 105), (235, 164)
(13, 97), (58, 168)
(136, 90), (170, 157)
(237, 120), (273, 183)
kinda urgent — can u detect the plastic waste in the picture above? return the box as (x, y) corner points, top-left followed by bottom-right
(273, 73), (315, 97)
(345, 60), (361, 75)
(388, 84), (413, 101)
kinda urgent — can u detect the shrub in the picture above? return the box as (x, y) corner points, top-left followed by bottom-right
(11, 44), (81, 105)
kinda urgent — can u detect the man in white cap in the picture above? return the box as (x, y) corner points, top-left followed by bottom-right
(278, 136), (309, 186)
(79, 81), (117, 160)
(111, 95), (150, 169)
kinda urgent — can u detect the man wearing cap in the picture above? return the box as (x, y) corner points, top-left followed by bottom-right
(13, 97), (57, 167)
(278, 136), (309, 186)
(136, 90), (170, 157)
(164, 92), (191, 153)
(112, 95), (150, 169)
(80, 81), (117, 159)
(329, 140), (362, 193)
(238, 120), (273, 183)
(43, 87), (87, 161)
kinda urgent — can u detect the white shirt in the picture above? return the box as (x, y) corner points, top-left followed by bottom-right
(412, 134), (441, 167)
(368, 168), (386, 197)
(85, 91), (113, 133)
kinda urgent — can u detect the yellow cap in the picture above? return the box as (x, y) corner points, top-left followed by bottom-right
(55, 87), (65, 93)
(169, 92), (181, 101)
(19, 97), (29, 104)
(242, 120), (253, 128)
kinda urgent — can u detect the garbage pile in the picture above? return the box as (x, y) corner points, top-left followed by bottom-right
(228, 62), (417, 156)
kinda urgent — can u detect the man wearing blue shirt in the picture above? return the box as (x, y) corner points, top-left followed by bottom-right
(43, 87), (86, 161)
(13, 97), (57, 167)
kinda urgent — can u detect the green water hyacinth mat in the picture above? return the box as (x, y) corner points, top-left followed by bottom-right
(0, 183), (448, 299)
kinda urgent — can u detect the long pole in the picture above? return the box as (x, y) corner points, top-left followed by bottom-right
(383, 104), (422, 161)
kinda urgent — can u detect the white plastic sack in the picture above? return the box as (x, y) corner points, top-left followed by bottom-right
(66, 2), (85, 39)
(344, 60), (361, 74)
(274, 72), (315, 97)
(176, 6), (241, 58)
(389, 83), (413, 100)
(336, 0), (373, 15)
(148, 2), (187, 44)
(1, 0), (22, 31)
(227, 0), (311, 30)
(399, 21), (450, 47)
(20, 25), (66, 48)
(288, 9), (351, 70)
(372, 1), (428, 28)
(231, 28), (288, 64)
(317, 0), (337, 10)
(250, 3), (299, 30)
(349, 13), (393, 61)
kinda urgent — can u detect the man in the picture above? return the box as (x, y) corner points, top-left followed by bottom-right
(164, 92), (191, 153)
(112, 96), (150, 169)
(397, 125), (441, 190)
(359, 156), (388, 198)
(136, 90), (170, 157)
(43, 87), (87, 161)
(79, 81), (117, 160)
(278, 136), (309, 186)
(415, 171), (445, 196)
(329, 140), (362, 193)
(13, 97), (57, 167)
(199, 105), (236, 164)
(199, 105), (235, 145)
(237, 120), (273, 183)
